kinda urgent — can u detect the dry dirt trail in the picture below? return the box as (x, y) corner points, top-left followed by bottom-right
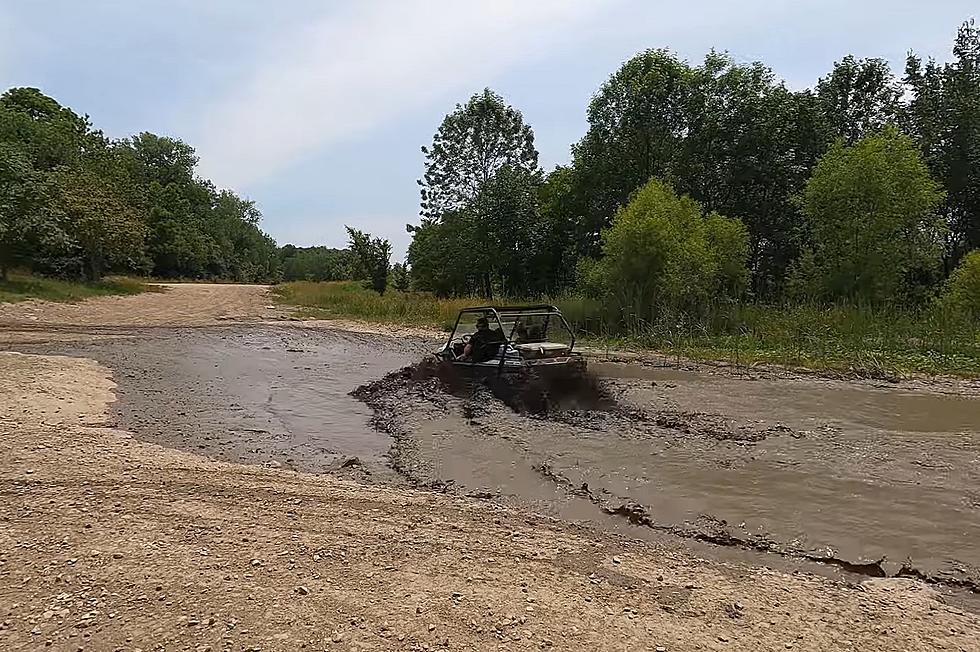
(1, 283), (978, 652)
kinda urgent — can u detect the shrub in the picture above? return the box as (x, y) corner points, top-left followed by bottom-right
(799, 126), (945, 304)
(938, 250), (980, 320)
(581, 178), (749, 323)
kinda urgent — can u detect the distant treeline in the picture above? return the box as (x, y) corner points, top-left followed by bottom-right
(0, 88), (279, 282)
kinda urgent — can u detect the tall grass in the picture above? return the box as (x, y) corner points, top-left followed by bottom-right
(274, 281), (980, 377)
(273, 281), (482, 330)
(0, 273), (153, 304)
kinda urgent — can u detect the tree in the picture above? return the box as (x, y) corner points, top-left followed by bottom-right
(51, 167), (147, 281)
(535, 165), (583, 293)
(566, 51), (827, 295)
(469, 166), (542, 297)
(346, 227), (391, 294)
(570, 50), (693, 254)
(389, 262), (410, 291)
(406, 214), (475, 296)
(678, 53), (828, 296)
(280, 245), (354, 282)
(581, 178), (749, 323)
(419, 88), (539, 219)
(795, 127), (945, 303)
(816, 55), (902, 143)
(0, 87), (92, 171)
(906, 20), (980, 265)
(0, 142), (69, 279)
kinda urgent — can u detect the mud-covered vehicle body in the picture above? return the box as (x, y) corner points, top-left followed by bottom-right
(434, 305), (583, 374)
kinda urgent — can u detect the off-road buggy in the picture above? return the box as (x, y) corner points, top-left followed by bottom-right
(434, 305), (582, 372)
(433, 306), (591, 413)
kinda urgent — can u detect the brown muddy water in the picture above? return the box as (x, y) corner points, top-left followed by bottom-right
(20, 326), (980, 603)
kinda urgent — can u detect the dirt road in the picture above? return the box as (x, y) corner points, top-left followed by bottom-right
(1, 284), (979, 651)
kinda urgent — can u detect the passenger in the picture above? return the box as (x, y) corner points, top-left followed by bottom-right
(513, 319), (530, 344)
(463, 317), (504, 362)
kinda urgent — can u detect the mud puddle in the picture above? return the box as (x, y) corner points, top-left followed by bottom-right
(353, 359), (980, 602)
(29, 326), (431, 478)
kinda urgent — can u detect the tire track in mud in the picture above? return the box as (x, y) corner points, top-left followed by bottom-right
(352, 362), (980, 597)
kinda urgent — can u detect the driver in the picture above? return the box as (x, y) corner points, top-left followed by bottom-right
(463, 316), (504, 362)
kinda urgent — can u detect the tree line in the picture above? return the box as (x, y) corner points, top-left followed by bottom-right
(0, 88), (279, 282)
(406, 21), (980, 323)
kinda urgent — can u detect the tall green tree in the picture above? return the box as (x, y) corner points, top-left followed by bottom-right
(0, 87), (92, 171)
(408, 208), (494, 297)
(570, 49), (693, 254)
(469, 166), (542, 297)
(535, 165), (583, 293)
(419, 88), (539, 219)
(816, 55), (902, 143)
(678, 53), (827, 296)
(906, 20), (980, 265)
(346, 227), (392, 294)
(794, 127), (945, 303)
(50, 167), (147, 281)
(568, 51), (827, 295)
(0, 142), (69, 279)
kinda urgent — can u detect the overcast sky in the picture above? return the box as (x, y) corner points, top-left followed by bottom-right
(1, 1), (975, 258)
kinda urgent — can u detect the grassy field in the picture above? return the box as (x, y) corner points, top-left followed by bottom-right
(0, 274), (152, 304)
(275, 281), (980, 378)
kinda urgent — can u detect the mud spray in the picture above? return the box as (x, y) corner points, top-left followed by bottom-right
(352, 358), (615, 416)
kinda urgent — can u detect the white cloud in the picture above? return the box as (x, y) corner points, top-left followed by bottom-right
(194, 0), (605, 190)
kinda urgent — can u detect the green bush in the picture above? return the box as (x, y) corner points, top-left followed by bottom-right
(797, 126), (945, 303)
(938, 250), (980, 320)
(580, 178), (750, 323)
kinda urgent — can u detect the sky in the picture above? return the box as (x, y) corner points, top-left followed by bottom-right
(1, 1), (976, 259)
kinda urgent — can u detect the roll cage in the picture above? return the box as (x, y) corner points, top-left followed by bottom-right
(441, 305), (577, 372)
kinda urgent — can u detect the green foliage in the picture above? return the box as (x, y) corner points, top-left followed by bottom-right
(816, 55), (902, 143)
(419, 88), (539, 220)
(346, 227), (391, 294)
(569, 50), (827, 295)
(0, 87), (280, 283)
(582, 179), (750, 322)
(535, 165), (580, 293)
(410, 89), (548, 298)
(50, 166), (147, 281)
(408, 166), (547, 297)
(796, 127), (945, 303)
(0, 273), (151, 304)
(937, 249), (980, 320)
(389, 262), (410, 292)
(0, 87), (92, 171)
(280, 245), (353, 282)
(906, 20), (980, 259)
(406, 213), (472, 296)
(570, 49), (693, 255)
